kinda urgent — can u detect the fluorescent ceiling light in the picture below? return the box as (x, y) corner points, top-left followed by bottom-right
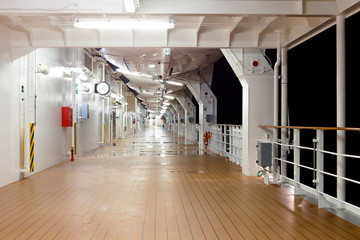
(142, 90), (153, 95)
(124, 0), (139, 13)
(163, 102), (170, 106)
(164, 95), (175, 100)
(147, 64), (156, 69)
(74, 18), (175, 30)
(167, 80), (183, 86)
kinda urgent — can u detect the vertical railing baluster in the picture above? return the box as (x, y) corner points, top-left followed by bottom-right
(316, 130), (327, 208)
(294, 129), (301, 195)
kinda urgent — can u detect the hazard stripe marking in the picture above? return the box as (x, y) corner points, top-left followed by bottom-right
(29, 123), (35, 173)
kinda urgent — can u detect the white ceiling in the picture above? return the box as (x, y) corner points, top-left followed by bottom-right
(1, 0), (359, 112)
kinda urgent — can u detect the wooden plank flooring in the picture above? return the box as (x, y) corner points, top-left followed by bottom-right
(0, 127), (359, 240)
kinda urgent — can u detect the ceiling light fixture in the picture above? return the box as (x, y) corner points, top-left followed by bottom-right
(123, 0), (139, 12)
(167, 80), (183, 86)
(164, 95), (175, 100)
(74, 18), (175, 30)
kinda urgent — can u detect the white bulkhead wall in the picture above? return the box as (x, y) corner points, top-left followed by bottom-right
(0, 47), (115, 188)
(76, 51), (106, 152)
(0, 47), (24, 187)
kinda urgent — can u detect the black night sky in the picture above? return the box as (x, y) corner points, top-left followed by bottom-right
(211, 12), (360, 207)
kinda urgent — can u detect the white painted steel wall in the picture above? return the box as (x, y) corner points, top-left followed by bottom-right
(0, 48), (23, 187)
(33, 49), (73, 170)
(0, 48), (115, 188)
(76, 62), (103, 152)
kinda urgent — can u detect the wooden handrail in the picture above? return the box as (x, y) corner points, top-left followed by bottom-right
(259, 125), (360, 131)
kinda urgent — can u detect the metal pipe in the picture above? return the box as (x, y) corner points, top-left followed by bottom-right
(336, 15), (346, 203)
(274, 32), (281, 128)
(273, 32), (281, 183)
(281, 46), (288, 179)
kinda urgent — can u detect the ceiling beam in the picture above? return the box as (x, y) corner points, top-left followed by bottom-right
(196, 16), (205, 47)
(228, 17), (243, 47)
(138, 0), (338, 15)
(256, 17), (278, 47)
(9, 16), (34, 46)
(48, 16), (68, 46)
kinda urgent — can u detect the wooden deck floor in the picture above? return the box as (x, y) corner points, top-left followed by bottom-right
(0, 127), (359, 240)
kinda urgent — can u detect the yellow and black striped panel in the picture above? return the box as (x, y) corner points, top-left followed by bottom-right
(74, 122), (77, 155)
(103, 124), (105, 143)
(29, 123), (35, 173)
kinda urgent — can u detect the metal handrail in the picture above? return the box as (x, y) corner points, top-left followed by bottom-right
(257, 125), (360, 214)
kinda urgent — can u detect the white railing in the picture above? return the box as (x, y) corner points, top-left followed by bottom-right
(208, 124), (242, 165)
(258, 125), (360, 215)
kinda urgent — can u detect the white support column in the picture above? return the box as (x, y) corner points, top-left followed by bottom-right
(186, 79), (204, 149)
(222, 48), (274, 176)
(170, 103), (181, 135)
(176, 96), (189, 141)
(200, 81), (217, 133)
(169, 107), (177, 132)
(336, 15), (346, 205)
(281, 46), (288, 181)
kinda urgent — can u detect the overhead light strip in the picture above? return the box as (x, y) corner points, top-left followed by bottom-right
(166, 80), (183, 86)
(74, 18), (175, 30)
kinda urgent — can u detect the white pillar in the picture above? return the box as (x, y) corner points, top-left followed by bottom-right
(221, 48), (274, 176)
(336, 15), (346, 203)
(170, 103), (181, 135)
(176, 96), (189, 141)
(186, 79), (204, 149)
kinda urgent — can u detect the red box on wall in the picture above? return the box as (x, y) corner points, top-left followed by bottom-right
(62, 107), (73, 127)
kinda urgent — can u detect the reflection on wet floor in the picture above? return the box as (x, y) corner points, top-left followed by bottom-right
(83, 127), (208, 157)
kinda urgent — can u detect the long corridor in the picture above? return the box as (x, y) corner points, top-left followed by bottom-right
(0, 127), (359, 240)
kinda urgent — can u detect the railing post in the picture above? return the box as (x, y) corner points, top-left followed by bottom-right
(294, 129), (301, 195)
(239, 126), (242, 165)
(273, 128), (278, 184)
(316, 130), (328, 208)
(230, 126), (233, 162)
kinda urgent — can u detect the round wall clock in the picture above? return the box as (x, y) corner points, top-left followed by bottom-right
(95, 82), (110, 95)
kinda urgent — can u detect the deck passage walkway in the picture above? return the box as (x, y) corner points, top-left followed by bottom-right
(0, 127), (359, 239)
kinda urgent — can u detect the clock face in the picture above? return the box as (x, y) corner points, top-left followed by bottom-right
(96, 82), (110, 95)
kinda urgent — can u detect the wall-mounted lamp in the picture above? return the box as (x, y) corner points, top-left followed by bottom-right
(37, 64), (49, 75)
(124, 0), (139, 12)
(80, 83), (93, 94)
